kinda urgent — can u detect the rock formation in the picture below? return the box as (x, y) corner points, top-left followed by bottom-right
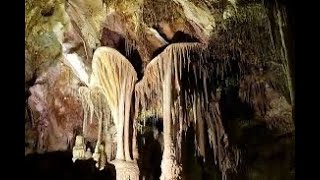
(25, 0), (295, 179)
(72, 135), (86, 162)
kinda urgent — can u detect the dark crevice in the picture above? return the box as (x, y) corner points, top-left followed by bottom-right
(152, 25), (171, 43)
(219, 86), (256, 146)
(137, 116), (163, 180)
(26, 73), (37, 88)
(100, 28), (143, 80)
(118, 39), (143, 80)
(151, 44), (169, 59)
(151, 31), (200, 59)
(170, 31), (200, 43)
(41, 6), (55, 17)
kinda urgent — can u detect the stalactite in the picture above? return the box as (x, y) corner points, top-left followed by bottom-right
(102, 105), (112, 161)
(96, 92), (105, 146)
(196, 95), (206, 161)
(78, 87), (106, 137)
(192, 92), (197, 124)
(78, 87), (89, 135)
(204, 91), (242, 179)
(178, 102), (184, 162)
(132, 118), (139, 161)
(203, 69), (209, 106)
(125, 40), (133, 57)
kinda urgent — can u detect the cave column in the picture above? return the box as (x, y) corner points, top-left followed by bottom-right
(115, 86), (125, 160)
(132, 122), (139, 161)
(160, 60), (182, 180)
(124, 76), (134, 162)
(113, 77), (139, 180)
(90, 47), (139, 180)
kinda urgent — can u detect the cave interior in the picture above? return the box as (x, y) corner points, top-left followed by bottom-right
(25, 0), (295, 179)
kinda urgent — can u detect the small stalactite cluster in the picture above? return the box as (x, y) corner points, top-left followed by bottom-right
(78, 78), (111, 169)
(78, 86), (111, 149)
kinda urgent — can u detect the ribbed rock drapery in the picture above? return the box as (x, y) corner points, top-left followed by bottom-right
(135, 43), (209, 180)
(78, 47), (139, 179)
(93, 47), (139, 179)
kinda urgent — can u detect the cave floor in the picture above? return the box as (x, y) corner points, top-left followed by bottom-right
(24, 151), (115, 180)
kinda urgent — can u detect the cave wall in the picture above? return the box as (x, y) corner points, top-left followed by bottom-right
(25, 0), (295, 179)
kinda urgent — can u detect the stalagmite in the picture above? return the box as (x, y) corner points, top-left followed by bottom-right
(95, 144), (107, 170)
(72, 135), (86, 162)
(85, 147), (93, 160)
